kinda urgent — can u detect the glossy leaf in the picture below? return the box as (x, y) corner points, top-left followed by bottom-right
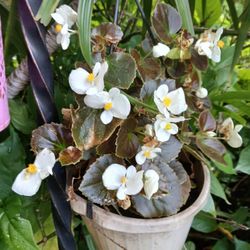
(71, 106), (122, 151)
(35, 0), (60, 26)
(199, 110), (216, 132)
(0, 197), (38, 250)
(160, 136), (183, 163)
(132, 158), (184, 218)
(175, 0), (194, 35)
(59, 146), (82, 166)
(79, 155), (123, 205)
(213, 153), (236, 175)
(105, 52), (136, 89)
(196, 137), (226, 165)
(131, 49), (161, 82)
(92, 22), (123, 44)
(115, 118), (140, 158)
(210, 91), (250, 101)
(152, 3), (182, 43)
(31, 123), (73, 155)
(191, 48), (208, 71)
(210, 172), (230, 204)
(9, 99), (36, 134)
(78, 0), (94, 66)
(236, 145), (250, 174)
(192, 211), (218, 233)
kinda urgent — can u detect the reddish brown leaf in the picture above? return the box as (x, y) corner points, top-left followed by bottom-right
(199, 110), (216, 132)
(59, 146), (82, 166)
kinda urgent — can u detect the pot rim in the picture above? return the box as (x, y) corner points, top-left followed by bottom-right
(70, 163), (210, 233)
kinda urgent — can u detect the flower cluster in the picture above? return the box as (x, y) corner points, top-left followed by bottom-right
(11, 3), (244, 219)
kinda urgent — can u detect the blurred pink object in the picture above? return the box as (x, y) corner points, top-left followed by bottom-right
(0, 19), (10, 131)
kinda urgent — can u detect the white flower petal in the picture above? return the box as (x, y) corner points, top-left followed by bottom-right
(198, 42), (212, 58)
(34, 148), (56, 179)
(51, 13), (64, 24)
(235, 124), (243, 132)
(102, 164), (126, 190)
(69, 68), (90, 94)
(156, 128), (171, 142)
(126, 165), (137, 179)
(93, 62), (101, 77)
(86, 87), (99, 95)
(152, 43), (170, 58)
(221, 118), (234, 131)
(126, 171), (144, 195)
(84, 92), (108, 109)
(61, 33), (70, 50)
(169, 116), (185, 123)
(167, 123), (179, 134)
(211, 46), (221, 63)
(117, 185), (127, 200)
(144, 170), (159, 199)
(214, 28), (223, 43)
(94, 62), (108, 92)
(155, 84), (169, 101)
(100, 110), (113, 124)
(111, 92), (131, 119)
(12, 170), (42, 196)
(135, 151), (146, 165)
(227, 130), (243, 148)
(167, 88), (187, 115)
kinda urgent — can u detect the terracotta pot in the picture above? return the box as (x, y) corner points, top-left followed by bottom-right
(70, 163), (210, 250)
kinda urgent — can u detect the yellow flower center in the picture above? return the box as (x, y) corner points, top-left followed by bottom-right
(26, 164), (38, 174)
(104, 102), (113, 111)
(121, 176), (127, 184)
(164, 123), (172, 131)
(87, 73), (95, 82)
(143, 151), (151, 158)
(217, 40), (224, 48)
(55, 24), (63, 33)
(163, 96), (172, 107)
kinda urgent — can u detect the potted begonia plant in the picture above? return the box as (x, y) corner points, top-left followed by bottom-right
(11, 2), (244, 250)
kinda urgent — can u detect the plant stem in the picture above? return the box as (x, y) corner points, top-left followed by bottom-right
(122, 92), (158, 114)
(134, 0), (157, 45)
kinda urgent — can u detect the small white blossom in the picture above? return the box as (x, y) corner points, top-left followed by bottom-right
(12, 149), (56, 196)
(154, 113), (184, 142)
(143, 170), (159, 199)
(135, 146), (161, 165)
(152, 43), (170, 58)
(84, 87), (131, 124)
(102, 164), (144, 200)
(145, 124), (154, 137)
(219, 118), (243, 148)
(69, 61), (108, 95)
(196, 87), (208, 98)
(154, 84), (187, 116)
(51, 5), (77, 50)
(195, 28), (224, 63)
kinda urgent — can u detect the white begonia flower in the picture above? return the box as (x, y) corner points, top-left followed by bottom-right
(51, 5), (77, 50)
(102, 164), (144, 200)
(154, 84), (188, 116)
(12, 148), (56, 196)
(84, 87), (131, 124)
(220, 118), (243, 148)
(144, 170), (159, 199)
(152, 43), (170, 58)
(195, 28), (224, 63)
(69, 61), (108, 95)
(135, 146), (161, 165)
(154, 113), (184, 142)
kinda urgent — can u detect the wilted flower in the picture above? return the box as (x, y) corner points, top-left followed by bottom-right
(219, 118), (243, 148)
(51, 5), (77, 50)
(152, 43), (170, 57)
(84, 87), (131, 124)
(102, 164), (144, 200)
(154, 113), (185, 142)
(69, 61), (108, 95)
(143, 170), (159, 199)
(135, 146), (161, 165)
(154, 84), (187, 115)
(195, 28), (224, 63)
(196, 87), (208, 98)
(12, 149), (56, 196)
